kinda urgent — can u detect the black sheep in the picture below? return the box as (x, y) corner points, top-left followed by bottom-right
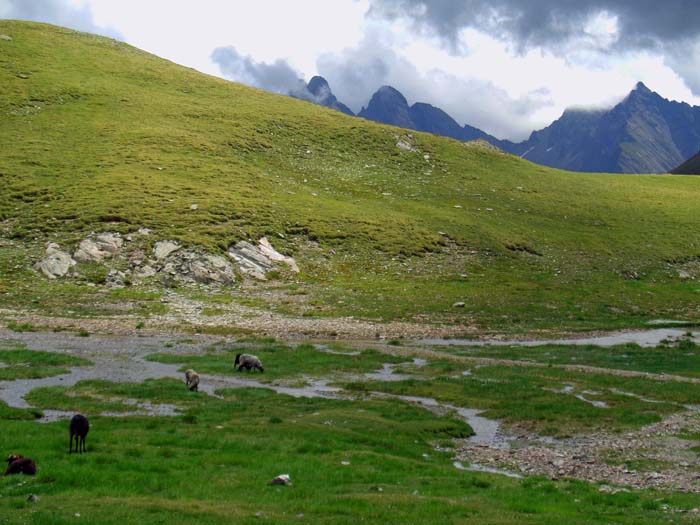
(69, 414), (90, 454)
(4, 454), (37, 476)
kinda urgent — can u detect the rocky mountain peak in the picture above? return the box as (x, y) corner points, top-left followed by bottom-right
(307, 76), (330, 97)
(374, 85), (408, 106)
(634, 81), (651, 94)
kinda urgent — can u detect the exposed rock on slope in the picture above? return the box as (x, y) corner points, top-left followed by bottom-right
(74, 233), (123, 262)
(228, 237), (299, 280)
(35, 243), (76, 279)
(158, 250), (235, 286)
(153, 240), (181, 261)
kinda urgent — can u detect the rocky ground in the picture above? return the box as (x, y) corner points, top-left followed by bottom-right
(456, 410), (700, 493)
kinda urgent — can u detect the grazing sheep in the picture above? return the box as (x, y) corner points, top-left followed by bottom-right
(69, 414), (90, 454)
(234, 353), (264, 373)
(185, 369), (200, 391)
(4, 454), (37, 476)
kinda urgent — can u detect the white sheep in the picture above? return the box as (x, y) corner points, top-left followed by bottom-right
(234, 353), (264, 373)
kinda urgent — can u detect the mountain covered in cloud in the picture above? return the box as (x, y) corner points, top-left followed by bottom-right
(305, 76), (355, 116)
(291, 76), (355, 116)
(505, 82), (700, 174)
(297, 79), (700, 174)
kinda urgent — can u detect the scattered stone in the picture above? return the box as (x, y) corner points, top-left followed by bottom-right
(453, 302), (466, 308)
(133, 265), (156, 279)
(137, 227), (152, 236)
(74, 233), (123, 262)
(269, 474), (292, 486)
(106, 269), (126, 289)
(465, 138), (502, 152)
(228, 237), (298, 280)
(456, 408), (700, 492)
(153, 240), (180, 261)
(35, 243), (76, 279)
(396, 136), (416, 151)
(189, 204), (198, 210)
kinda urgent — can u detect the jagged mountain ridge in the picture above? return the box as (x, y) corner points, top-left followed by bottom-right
(357, 86), (491, 143)
(671, 150), (700, 174)
(506, 83), (700, 173)
(305, 76), (354, 116)
(297, 78), (700, 174)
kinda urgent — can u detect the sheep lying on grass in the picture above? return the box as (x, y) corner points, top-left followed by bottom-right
(185, 369), (200, 391)
(4, 454), (37, 476)
(69, 414), (90, 454)
(234, 353), (264, 373)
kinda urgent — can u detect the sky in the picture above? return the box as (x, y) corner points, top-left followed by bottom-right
(2, 0), (700, 141)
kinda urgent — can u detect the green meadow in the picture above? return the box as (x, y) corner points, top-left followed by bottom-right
(0, 342), (91, 381)
(0, 21), (699, 332)
(1, 340), (700, 523)
(2, 20), (700, 522)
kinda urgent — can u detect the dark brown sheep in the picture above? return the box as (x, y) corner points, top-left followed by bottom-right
(69, 414), (90, 454)
(4, 454), (37, 476)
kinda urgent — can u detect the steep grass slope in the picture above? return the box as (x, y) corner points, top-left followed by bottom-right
(1, 21), (699, 332)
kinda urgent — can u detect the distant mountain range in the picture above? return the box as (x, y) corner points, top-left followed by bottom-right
(293, 78), (700, 174)
(672, 150), (700, 174)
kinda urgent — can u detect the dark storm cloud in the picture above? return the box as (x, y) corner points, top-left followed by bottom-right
(212, 46), (304, 94)
(0, 0), (121, 38)
(211, 46), (330, 103)
(368, 0), (700, 53)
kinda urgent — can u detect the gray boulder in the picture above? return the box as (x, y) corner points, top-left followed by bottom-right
(160, 250), (235, 286)
(35, 243), (76, 279)
(228, 237), (299, 280)
(153, 240), (180, 261)
(74, 232), (123, 262)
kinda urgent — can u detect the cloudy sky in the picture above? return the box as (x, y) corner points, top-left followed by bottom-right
(2, 0), (700, 141)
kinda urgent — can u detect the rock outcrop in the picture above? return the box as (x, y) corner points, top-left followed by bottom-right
(34, 231), (298, 288)
(159, 249), (235, 286)
(35, 243), (76, 279)
(228, 237), (299, 280)
(74, 233), (123, 262)
(153, 240), (181, 261)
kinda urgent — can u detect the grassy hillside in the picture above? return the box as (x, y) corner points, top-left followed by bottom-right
(1, 21), (699, 333)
